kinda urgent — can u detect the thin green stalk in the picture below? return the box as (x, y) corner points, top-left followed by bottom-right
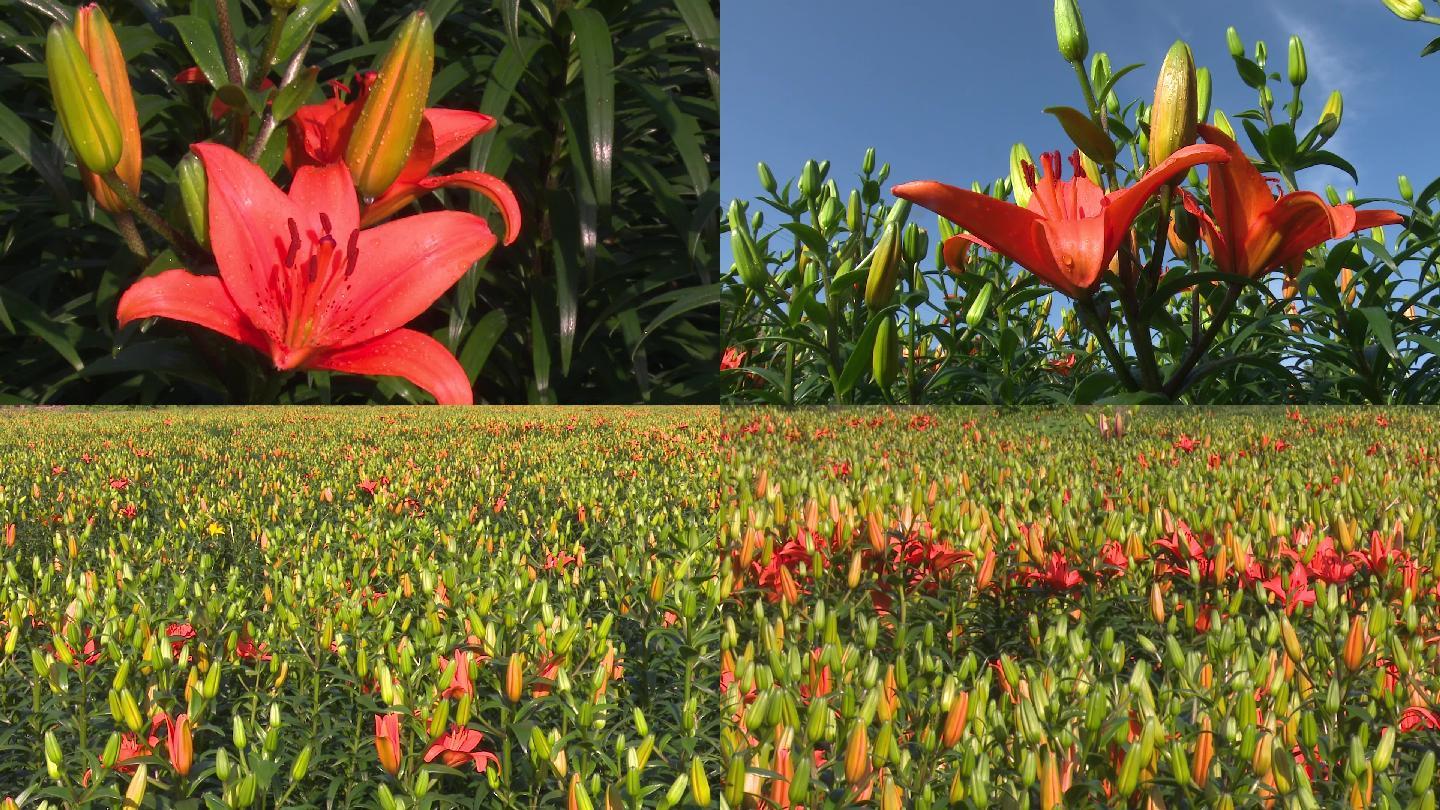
(1076, 299), (1139, 392)
(250, 10), (289, 91)
(103, 173), (206, 268)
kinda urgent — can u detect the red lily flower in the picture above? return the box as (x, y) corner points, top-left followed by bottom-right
(1262, 565), (1316, 614)
(284, 73), (521, 233)
(1027, 552), (1084, 592)
(1182, 124), (1403, 278)
(892, 145), (1226, 299)
(117, 143), (492, 404)
(1399, 706), (1440, 733)
(424, 725), (499, 772)
(374, 713), (402, 776)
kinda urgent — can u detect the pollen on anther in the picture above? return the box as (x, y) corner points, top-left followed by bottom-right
(285, 219), (302, 266)
(320, 212), (332, 234)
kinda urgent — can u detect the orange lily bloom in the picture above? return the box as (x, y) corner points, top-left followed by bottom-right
(893, 145), (1227, 299)
(1183, 124), (1403, 278)
(285, 74), (521, 234)
(374, 713), (402, 776)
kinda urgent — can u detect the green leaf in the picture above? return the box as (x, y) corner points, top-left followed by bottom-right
(457, 310), (507, 384)
(567, 7), (615, 216)
(276, 0), (341, 65)
(0, 99), (70, 206)
(167, 15), (229, 90)
(1358, 306), (1401, 361)
(1043, 106), (1117, 165)
(777, 222), (831, 264)
(837, 306), (898, 398)
(271, 67), (319, 123)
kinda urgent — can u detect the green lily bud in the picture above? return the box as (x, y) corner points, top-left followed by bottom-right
(178, 154), (209, 249)
(757, 161), (776, 194)
(901, 223), (927, 265)
(820, 196), (842, 233)
(1288, 36), (1307, 86)
(865, 223), (903, 309)
(1053, 0), (1089, 63)
(863, 147), (876, 175)
(1226, 27), (1244, 59)
(799, 160), (819, 199)
(1325, 185), (1342, 205)
(1383, 0), (1425, 21)
(291, 744), (312, 781)
(873, 315), (900, 389)
(689, 756), (711, 806)
(1254, 41), (1267, 68)
(1009, 143), (1035, 208)
(729, 200), (766, 290)
(345, 11), (434, 198)
(1318, 91), (1343, 138)
(45, 22), (122, 174)
(847, 190), (862, 232)
(965, 283), (993, 330)
(1399, 175), (1414, 201)
(1149, 41), (1198, 169)
(1196, 66), (1212, 123)
(1213, 110), (1236, 140)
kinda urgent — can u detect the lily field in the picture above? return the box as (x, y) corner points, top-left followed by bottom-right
(0, 407), (723, 808)
(719, 407), (1440, 808)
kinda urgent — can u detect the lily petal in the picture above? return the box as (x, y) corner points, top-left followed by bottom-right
(1197, 124), (1276, 265)
(1246, 191), (1338, 273)
(1348, 207), (1405, 234)
(1101, 143), (1228, 257)
(288, 162), (360, 245)
(309, 328), (472, 405)
(117, 269), (268, 353)
(422, 108), (496, 166)
(892, 181), (1058, 282)
(361, 171), (521, 244)
(192, 142), (298, 341)
(329, 210), (497, 345)
(283, 99), (348, 170)
(1038, 215), (1108, 296)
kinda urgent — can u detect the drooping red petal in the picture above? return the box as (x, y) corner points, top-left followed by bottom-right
(1197, 125), (1277, 268)
(1037, 216), (1108, 296)
(173, 66), (207, 84)
(422, 108), (496, 166)
(941, 235), (974, 273)
(192, 142), (298, 341)
(361, 171), (521, 245)
(287, 162), (359, 245)
(1348, 207), (1405, 233)
(1246, 191), (1338, 274)
(1100, 143), (1228, 258)
(308, 328), (472, 405)
(1178, 188), (1232, 273)
(329, 211), (497, 344)
(117, 269), (268, 353)
(892, 181), (1059, 283)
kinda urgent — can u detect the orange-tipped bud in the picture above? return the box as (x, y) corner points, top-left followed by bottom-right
(505, 652), (526, 703)
(374, 713), (402, 776)
(1192, 715), (1214, 789)
(345, 11), (434, 197)
(45, 20), (122, 175)
(942, 691), (970, 747)
(167, 713), (194, 776)
(1342, 614), (1368, 672)
(844, 721), (869, 786)
(1040, 748), (1062, 810)
(74, 4), (140, 212)
(1149, 582), (1166, 624)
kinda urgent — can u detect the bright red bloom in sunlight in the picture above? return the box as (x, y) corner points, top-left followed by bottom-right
(424, 725), (499, 772)
(1262, 565), (1316, 614)
(893, 145), (1226, 299)
(1027, 552), (1084, 592)
(721, 346), (746, 371)
(285, 73), (521, 233)
(117, 144), (493, 404)
(1400, 706), (1440, 733)
(1182, 124), (1403, 279)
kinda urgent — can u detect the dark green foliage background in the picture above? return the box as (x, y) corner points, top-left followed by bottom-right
(0, 0), (720, 404)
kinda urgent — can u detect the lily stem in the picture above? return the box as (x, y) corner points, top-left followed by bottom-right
(114, 212), (148, 262)
(250, 9), (289, 91)
(1075, 298), (1139, 392)
(1162, 281), (1243, 398)
(247, 31), (315, 163)
(103, 173), (206, 268)
(214, 0), (246, 86)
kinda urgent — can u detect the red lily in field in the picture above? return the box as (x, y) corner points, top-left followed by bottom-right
(374, 713), (402, 776)
(424, 725), (499, 772)
(893, 145), (1227, 299)
(117, 143), (493, 404)
(285, 73), (521, 233)
(1182, 124), (1403, 278)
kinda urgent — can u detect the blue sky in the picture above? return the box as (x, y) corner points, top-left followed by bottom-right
(722, 0), (1436, 230)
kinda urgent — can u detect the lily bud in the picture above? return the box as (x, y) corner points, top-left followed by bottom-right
(847, 190), (862, 232)
(1382, 0), (1425, 21)
(1226, 27), (1244, 59)
(1212, 110), (1236, 141)
(757, 162), (776, 195)
(74, 5), (141, 213)
(941, 692), (970, 747)
(45, 21), (122, 175)
(1399, 175), (1414, 202)
(1149, 40), (1197, 170)
(1009, 143), (1035, 208)
(901, 223), (927, 265)
(345, 11), (434, 198)
(729, 200), (766, 290)
(374, 714), (402, 776)
(865, 223), (903, 309)
(178, 154), (209, 249)
(799, 160), (819, 199)
(1288, 36), (1307, 86)
(1196, 66), (1212, 123)
(863, 147), (877, 175)
(1053, 0), (1089, 63)
(872, 315), (900, 389)
(1318, 91), (1343, 138)
(844, 721), (869, 786)
(1342, 614), (1368, 671)
(169, 714), (194, 776)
